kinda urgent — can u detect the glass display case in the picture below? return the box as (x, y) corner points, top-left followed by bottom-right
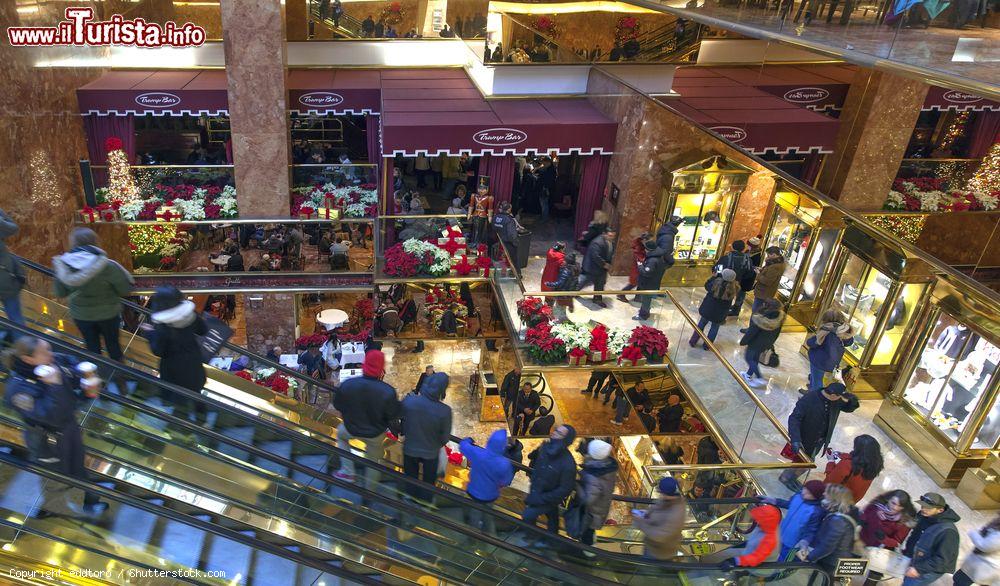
(813, 225), (931, 396)
(764, 189), (823, 303)
(657, 156), (752, 267)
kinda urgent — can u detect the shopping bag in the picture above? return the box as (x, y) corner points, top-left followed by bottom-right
(865, 547), (910, 578)
(761, 347), (780, 368)
(780, 442), (805, 463)
(198, 315), (234, 362)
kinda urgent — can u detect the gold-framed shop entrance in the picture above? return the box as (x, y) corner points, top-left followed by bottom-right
(655, 156), (754, 286)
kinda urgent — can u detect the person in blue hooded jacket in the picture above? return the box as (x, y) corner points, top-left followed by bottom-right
(761, 479), (827, 559)
(460, 429), (515, 535)
(400, 371), (453, 501)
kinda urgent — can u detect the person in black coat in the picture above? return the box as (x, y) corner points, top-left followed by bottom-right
(655, 216), (682, 263)
(901, 492), (961, 584)
(413, 365), (434, 396)
(523, 424), (577, 538)
(545, 252), (580, 318)
(143, 286), (208, 422)
(579, 227), (615, 308)
(738, 300), (784, 387)
(802, 484), (860, 574)
(657, 393), (684, 432)
(439, 303), (458, 335)
(511, 382), (541, 436)
(333, 350), (400, 484)
(689, 269), (739, 348)
(361, 14), (375, 36)
(635, 242), (668, 320)
(3, 337), (108, 516)
(528, 407), (555, 436)
(225, 250), (245, 272)
(400, 372), (452, 500)
(783, 382), (859, 491)
(500, 366), (521, 417)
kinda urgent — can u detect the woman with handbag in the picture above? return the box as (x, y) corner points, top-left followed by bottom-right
(576, 439), (618, 557)
(860, 490), (916, 586)
(689, 269), (739, 349)
(739, 298), (784, 388)
(823, 434), (885, 503)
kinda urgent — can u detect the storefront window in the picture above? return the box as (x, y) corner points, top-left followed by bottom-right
(869, 283), (925, 366)
(974, 395), (1000, 450)
(903, 314), (1000, 446)
(828, 254), (892, 361)
(767, 207), (811, 299)
(671, 191), (736, 262)
(797, 229), (838, 303)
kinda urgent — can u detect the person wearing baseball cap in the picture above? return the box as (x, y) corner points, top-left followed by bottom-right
(900, 492), (961, 585)
(632, 476), (686, 560)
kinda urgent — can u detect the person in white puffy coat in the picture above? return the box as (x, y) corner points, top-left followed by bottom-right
(954, 514), (1000, 586)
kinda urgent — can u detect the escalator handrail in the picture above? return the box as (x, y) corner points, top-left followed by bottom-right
(0, 451), (388, 586)
(17, 255), (339, 395)
(0, 316), (809, 577)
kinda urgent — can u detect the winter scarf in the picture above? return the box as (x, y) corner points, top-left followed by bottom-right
(814, 321), (854, 346)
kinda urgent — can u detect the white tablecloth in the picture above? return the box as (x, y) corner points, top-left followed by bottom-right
(279, 354), (300, 368)
(317, 309), (349, 331)
(340, 342), (365, 366)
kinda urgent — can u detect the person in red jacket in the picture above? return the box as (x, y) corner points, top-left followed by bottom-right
(823, 434), (884, 503)
(618, 232), (649, 302)
(860, 490), (916, 586)
(540, 243), (565, 306)
(713, 504), (781, 570)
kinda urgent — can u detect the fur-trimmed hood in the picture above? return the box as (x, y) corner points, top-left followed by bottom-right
(751, 310), (785, 331)
(53, 246), (110, 287)
(151, 300), (198, 328)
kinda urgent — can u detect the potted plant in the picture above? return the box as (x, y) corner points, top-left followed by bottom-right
(525, 321), (567, 364)
(516, 296), (553, 327)
(628, 325), (669, 363)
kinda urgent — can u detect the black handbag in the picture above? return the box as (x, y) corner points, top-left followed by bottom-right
(761, 347), (780, 368)
(198, 315), (234, 362)
(562, 492), (588, 539)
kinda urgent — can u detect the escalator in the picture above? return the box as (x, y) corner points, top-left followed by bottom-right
(0, 317), (832, 585)
(5, 259), (832, 583)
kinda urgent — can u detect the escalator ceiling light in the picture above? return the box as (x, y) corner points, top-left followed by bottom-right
(1, 543), (13, 551)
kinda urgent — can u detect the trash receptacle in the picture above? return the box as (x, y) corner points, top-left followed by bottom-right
(515, 229), (531, 270)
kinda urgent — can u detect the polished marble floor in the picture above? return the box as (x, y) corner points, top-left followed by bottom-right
(656, 0), (1000, 91)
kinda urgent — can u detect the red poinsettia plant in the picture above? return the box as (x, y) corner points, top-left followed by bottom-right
(525, 321), (567, 364)
(355, 298), (375, 321)
(619, 344), (645, 365)
(265, 373), (291, 395)
(384, 242), (421, 277)
(589, 324), (609, 352)
(475, 255), (492, 273)
(295, 333), (328, 350)
(454, 255), (474, 276)
(516, 296), (553, 326)
(628, 325), (669, 361)
(234, 370), (254, 381)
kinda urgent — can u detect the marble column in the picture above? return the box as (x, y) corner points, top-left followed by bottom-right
(220, 0), (291, 218)
(243, 293), (297, 355)
(286, 0), (309, 41)
(816, 69), (928, 211)
(0, 0), (111, 266)
(587, 71), (769, 274)
(728, 172), (776, 249)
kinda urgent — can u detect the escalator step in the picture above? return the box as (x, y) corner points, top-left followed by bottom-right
(0, 470), (45, 514)
(202, 533), (254, 583)
(290, 454), (329, 485)
(109, 503), (161, 549)
(217, 426), (255, 461)
(255, 441), (293, 477)
(158, 519), (208, 569)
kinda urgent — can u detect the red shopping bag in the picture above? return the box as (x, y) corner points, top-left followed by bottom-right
(780, 442), (805, 463)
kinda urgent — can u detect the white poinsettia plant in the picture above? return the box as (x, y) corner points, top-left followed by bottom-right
(885, 191), (906, 210)
(550, 322), (593, 351)
(174, 198), (206, 220)
(607, 327), (632, 354)
(401, 238), (452, 276)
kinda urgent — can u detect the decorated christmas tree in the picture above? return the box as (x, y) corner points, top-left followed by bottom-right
(968, 143), (1000, 194)
(104, 136), (139, 203)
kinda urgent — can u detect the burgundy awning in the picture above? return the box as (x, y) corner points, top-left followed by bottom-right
(923, 86), (999, 111)
(380, 69), (616, 156)
(288, 69), (382, 115)
(674, 65), (854, 112)
(77, 70), (228, 116)
(667, 68), (840, 154)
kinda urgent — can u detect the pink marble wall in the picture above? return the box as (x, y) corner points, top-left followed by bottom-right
(243, 293), (297, 355)
(220, 0), (291, 218)
(586, 70), (769, 274)
(728, 172), (776, 249)
(0, 0), (111, 266)
(816, 69), (928, 211)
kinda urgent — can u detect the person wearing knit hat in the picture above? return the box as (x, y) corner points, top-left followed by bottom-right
(689, 268), (740, 349)
(333, 349), (400, 484)
(577, 439), (619, 555)
(633, 475), (686, 560)
(761, 479), (827, 559)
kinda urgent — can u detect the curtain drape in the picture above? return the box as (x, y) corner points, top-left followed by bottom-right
(968, 111), (1000, 159)
(224, 138), (233, 164)
(366, 114), (381, 164)
(575, 155), (611, 238)
(483, 153), (516, 206)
